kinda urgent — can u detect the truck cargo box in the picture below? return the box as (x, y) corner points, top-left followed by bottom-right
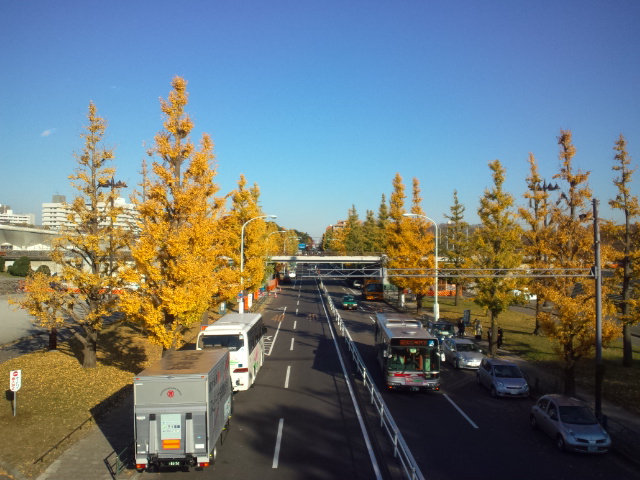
(133, 349), (232, 472)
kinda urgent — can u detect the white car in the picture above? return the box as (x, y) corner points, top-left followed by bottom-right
(443, 338), (484, 369)
(511, 289), (537, 302)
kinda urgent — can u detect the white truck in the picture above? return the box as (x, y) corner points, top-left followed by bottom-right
(133, 349), (233, 472)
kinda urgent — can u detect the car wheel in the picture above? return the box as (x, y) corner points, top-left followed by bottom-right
(530, 415), (538, 430)
(476, 372), (481, 385)
(491, 386), (497, 398)
(455, 359), (460, 370)
(556, 435), (565, 452)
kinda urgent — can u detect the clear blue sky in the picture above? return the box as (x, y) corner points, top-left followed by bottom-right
(1, 1), (638, 241)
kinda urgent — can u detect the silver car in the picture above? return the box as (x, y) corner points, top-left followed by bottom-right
(476, 357), (529, 398)
(530, 394), (611, 453)
(443, 338), (484, 369)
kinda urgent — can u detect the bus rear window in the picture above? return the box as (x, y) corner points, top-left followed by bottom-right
(199, 334), (244, 351)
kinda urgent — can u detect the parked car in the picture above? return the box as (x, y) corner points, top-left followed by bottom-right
(476, 357), (529, 398)
(341, 294), (358, 310)
(511, 289), (537, 302)
(530, 394), (611, 453)
(443, 338), (484, 369)
(426, 321), (456, 361)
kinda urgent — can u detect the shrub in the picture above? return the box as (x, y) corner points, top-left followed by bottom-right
(0, 257), (5, 272)
(36, 264), (51, 276)
(8, 256), (31, 277)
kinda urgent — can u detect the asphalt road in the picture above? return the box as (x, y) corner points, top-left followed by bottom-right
(146, 277), (380, 480)
(323, 279), (640, 480)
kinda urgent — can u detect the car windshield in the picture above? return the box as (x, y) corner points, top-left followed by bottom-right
(343, 296), (355, 302)
(559, 405), (598, 425)
(456, 343), (480, 353)
(199, 334), (244, 351)
(493, 365), (522, 378)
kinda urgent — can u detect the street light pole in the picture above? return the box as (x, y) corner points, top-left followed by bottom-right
(240, 214), (277, 313)
(593, 199), (604, 421)
(403, 213), (439, 321)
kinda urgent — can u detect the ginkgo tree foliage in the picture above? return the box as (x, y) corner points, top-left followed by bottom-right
(519, 154), (555, 335)
(228, 174), (274, 294)
(120, 77), (236, 353)
(469, 160), (523, 356)
(442, 189), (470, 306)
(607, 134), (640, 368)
(386, 174), (436, 313)
(14, 102), (131, 368)
(538, 130), (619, 395)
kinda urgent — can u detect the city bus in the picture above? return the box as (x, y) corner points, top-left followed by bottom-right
(374, 313), (441, 392)
(196, 313), (267, 391)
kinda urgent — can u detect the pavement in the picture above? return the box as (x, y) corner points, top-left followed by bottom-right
(1, 293), (639, 479)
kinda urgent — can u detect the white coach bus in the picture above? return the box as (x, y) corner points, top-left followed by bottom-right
(196, 313), (267, 391)
(375, 313), (441, 392)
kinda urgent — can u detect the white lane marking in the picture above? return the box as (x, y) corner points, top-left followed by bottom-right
(290, 338), (294, 351)
(296, 300), (300, 306)
(316, 284), (383, 480)
(272, 418), (284, 468)
(285, 366), (291, 389)
(293, 320), (297, 330)
(444, 394), (479, 429)
(368, 315), (375, 323)
(295, 308), (298, 315)
(265, 317), (284, 356)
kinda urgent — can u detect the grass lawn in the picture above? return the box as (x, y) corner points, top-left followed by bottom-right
(0, 319), (208, 479)
(421, 296), (640, 416)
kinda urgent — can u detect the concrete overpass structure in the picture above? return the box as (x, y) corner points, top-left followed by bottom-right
(0, 224), (56, 250)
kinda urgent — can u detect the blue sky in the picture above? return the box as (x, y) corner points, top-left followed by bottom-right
(1, 1), (639, 240)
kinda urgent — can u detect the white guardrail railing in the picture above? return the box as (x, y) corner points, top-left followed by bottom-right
(319, 281), (425, 480)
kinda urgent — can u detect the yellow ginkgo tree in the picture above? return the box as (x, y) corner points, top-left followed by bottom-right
(386, 174), (436, 313)
(120, 77), (235, 353)
(228, 174), (273, 298)
(13, 102), (130, 368)
(539, 130), (620, 395)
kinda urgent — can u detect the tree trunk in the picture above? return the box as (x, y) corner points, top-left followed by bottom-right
(489, 312), (498, 356)
(533, 298), (541, 335)
(563, 362), (576, 396)
(622, 324), (633, 367)
(454, 284), (461, 306)
(416, 293), (424, 314)
(48, 327), (58, 350)
(75, 330), (98, 368)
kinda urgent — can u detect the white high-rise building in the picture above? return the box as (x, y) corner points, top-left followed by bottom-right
(0, 204), (36, 226)
(42, 195), (139, 231)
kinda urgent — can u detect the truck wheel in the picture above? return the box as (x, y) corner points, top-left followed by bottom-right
(211, 445), (218, 465)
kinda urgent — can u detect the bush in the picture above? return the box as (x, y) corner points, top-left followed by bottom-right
(8, 256), (31, 277)
(0, 257), (4, 272)
(35, 264), (51, 276)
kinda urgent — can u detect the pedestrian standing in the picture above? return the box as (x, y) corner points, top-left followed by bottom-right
(474, 319), (482, 340)
(497, 327), (504, 348)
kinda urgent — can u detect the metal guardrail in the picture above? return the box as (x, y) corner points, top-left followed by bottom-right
(319, 281), (424, 480)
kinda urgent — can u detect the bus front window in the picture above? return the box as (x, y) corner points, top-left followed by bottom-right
(388, 347), (439, 373)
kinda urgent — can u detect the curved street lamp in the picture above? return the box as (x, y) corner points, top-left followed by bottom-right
(403, 213), (439, 321)
(240, 215), (277, 313)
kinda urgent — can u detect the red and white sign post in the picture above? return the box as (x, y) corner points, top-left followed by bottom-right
(9, 370), (21, 417)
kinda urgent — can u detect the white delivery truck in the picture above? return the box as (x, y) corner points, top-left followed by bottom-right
(133, 349), (232, 472)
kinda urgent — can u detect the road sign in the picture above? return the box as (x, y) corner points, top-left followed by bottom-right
(10, 370), (21, 392)
(298, 243), (306, 249)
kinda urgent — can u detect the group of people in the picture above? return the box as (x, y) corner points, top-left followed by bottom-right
(457, 318), (504, 348)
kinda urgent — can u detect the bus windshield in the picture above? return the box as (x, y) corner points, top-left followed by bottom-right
(199, 334), (244, 351)
(387, 346), (439, 373)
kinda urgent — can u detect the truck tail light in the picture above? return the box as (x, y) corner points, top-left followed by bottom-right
(234, 368), (248, 373)
(136, 464), (146, 470)
(198, 462), (210, 467)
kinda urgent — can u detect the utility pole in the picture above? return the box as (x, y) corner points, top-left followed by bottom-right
(593, 199), (604, 422)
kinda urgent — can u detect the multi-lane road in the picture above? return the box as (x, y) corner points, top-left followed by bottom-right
(149, 273), (640, 480)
